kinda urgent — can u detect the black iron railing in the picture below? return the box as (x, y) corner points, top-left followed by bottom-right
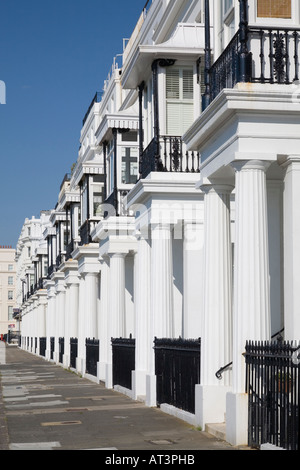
(154, 337), (201, 414)
(85, 338), (99, 377)
(112, 337), (135, 390)
(66, 240), (74, 261)
(208, 26), (300, 105)
(59, 337), (64, 364)
(245, 340), (300, 450)
(50, 337), (55, 360)
(39, 337), (46, 357)
(248, 27), (300, 85)
(141, 136), (200, 179)
(70, 337), (78, 369)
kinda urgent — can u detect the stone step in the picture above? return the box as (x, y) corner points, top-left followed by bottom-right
(205, 422), (226, 441)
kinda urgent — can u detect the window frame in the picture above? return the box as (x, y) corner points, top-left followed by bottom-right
(250, 0), (298, 26)
(165, 65), (195, 136)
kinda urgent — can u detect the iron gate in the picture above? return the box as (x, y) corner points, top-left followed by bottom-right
(70, 337), (78, 369)
(85, 338), (99, 377)
(245, 340), (300, 450)
(59, 337), (64, 364)
(112, 337), (135, 390)
(154, 337), (201, 414)
(39, 337), (46, 357)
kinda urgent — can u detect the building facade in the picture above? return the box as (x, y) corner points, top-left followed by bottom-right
(0, 246), (17, 337)
(15, 0), (300, 448)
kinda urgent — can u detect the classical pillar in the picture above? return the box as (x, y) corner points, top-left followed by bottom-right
(281, 156), (300, 340)
(195, 183), (233, 429)
(227, 159), (271, 446)
(183, 220), (204, 339)
(106, 253), (126, 388)
(64, 266), (79, 367)
(132, 234), (151, 400)
(147, 223), (173, 406)
(56, 276), (66, 364)
(45, 280), (55, 360)
(84, 272), (98, 339)
(98, 258), (109, 382)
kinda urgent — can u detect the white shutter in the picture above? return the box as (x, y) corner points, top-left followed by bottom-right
(166, 67), (194, 136)
(166, 102), (181, 135)
(182, 69), (193, 100)
(166, 68), (180, 99)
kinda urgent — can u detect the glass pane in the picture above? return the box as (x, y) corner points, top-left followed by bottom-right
(257, 0), (291, 18)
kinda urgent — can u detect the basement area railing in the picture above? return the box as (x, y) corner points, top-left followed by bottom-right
(245, 340), (300, 450)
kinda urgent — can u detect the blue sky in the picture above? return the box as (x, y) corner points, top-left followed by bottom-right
(0, 0), (145, 247)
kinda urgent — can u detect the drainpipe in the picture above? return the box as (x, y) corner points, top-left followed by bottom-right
(138, 81), (145, 178)
(103, 141), (107, 201)
(112, 128), (118, 216)
(151, 60), (160, 168)
(238, 0), (252, 82)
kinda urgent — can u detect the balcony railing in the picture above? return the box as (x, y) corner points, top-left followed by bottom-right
(208, 26), (300, 104)
(141, 135), (200, 179)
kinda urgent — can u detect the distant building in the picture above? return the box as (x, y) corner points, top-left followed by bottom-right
(0, 246), (16, 336)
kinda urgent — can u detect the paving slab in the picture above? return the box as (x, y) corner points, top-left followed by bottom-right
(0, 343), (255, 457)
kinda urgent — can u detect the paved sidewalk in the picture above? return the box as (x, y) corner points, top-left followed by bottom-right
(0, 343), (247, 453)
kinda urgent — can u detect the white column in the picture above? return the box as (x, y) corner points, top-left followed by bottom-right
(183, 220), (204, 340)
(56, 276), (66, 364)
(64, 268), (79, 367)
(98, 258), (109, 382)
(132, 234), (151, 400)
(84, 272), (98, 339)
(227, 160), (271, 446)
(147, 223), (173, 406)
(106, 253), (126, 388)
(46, 281), (55, 360)
(195, 184), (233, 429)
(281, 156), (300, 340)
(76, 276), (86, 374)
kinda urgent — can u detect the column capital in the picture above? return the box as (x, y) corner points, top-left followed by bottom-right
(279, 155), (300, 170)
(231, 159), (271, 173)
(200, 182), (234, 194)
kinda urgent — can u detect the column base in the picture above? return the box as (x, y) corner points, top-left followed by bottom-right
(105, 363), (113, 389)
(63, 354), (70, 369)
(145, 374), (157, 407)
(195, 384), (230, 429)
(226, 392), (248, 446)
(132, 370), (146, 401)
(98, 361), (107, 383)
(76, 357), (85, 376)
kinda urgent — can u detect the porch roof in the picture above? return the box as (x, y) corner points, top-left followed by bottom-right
(121, 23), (208, 90)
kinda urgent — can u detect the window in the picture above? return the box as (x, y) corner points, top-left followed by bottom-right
(8, 306), (13, 320)
(257, 0), (291, 18)
(8, 291), (13, 300)
(8, 264), (13, 271)
(223, 0), (233, 15)
(8, 276), (13, 286)
(121, 147), (138, 184)
(166, 67), (194, 136)
(107, 140), (114, 195)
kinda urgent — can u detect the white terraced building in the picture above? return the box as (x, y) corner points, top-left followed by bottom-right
(16, 0), (300, 449)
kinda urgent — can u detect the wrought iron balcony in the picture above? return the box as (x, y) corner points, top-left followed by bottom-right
(208, 26), (300, 104)
(141, 135), (200, 179)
